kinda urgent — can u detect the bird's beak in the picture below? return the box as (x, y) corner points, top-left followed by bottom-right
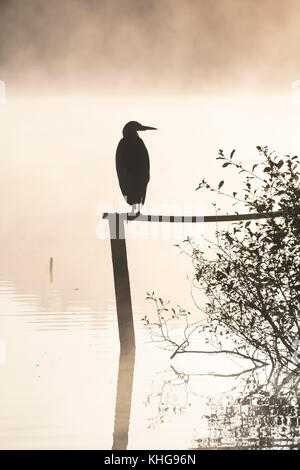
(139, 125), (157, 131)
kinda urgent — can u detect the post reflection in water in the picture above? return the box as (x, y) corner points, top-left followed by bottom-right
(112, 348), (135, 450)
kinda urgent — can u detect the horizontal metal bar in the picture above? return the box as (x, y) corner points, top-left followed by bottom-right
(102, 211), (285, 223)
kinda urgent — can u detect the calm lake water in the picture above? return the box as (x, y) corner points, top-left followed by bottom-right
(0, 93), (299, 449)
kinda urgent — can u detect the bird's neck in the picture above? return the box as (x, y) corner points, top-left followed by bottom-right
(123, 131), (138, 138)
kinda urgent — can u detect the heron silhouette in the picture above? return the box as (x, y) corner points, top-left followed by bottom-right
(116, 121), (157, 215)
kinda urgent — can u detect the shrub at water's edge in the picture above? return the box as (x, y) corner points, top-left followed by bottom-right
(144, 147), (300, 381)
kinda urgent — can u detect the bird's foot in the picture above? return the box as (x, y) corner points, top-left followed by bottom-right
(128, 211), (140, 219)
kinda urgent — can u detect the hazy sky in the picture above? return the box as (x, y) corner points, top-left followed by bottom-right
(1, 0), (300, 93)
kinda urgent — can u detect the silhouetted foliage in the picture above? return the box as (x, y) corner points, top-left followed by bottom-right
(193, 147), (299, 374)
(145, 147), (300, 375)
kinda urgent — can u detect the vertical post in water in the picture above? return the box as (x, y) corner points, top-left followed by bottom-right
(108, 213), (135, 352)
(108, 213), (136, 449)
(49, 257), (53, 284)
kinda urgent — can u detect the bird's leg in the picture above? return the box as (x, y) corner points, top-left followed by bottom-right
(128, 204), (137, 216)
(128, 204), (141, 219)
(133, 204), (141, 217)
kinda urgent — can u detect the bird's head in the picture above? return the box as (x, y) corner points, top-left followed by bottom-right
(122, 121), (157, 137)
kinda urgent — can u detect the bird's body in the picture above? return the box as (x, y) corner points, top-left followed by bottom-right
(116, 121), (156, 214)
(116, 135), (149, 206)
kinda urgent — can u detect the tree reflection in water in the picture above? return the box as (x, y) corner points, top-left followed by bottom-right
(196, 368), (299, 450)
(145, 365), (299, 450)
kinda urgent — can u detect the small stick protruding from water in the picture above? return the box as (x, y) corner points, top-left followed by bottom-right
(49, 257), (53, 284)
